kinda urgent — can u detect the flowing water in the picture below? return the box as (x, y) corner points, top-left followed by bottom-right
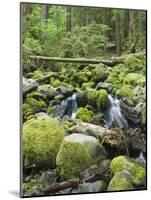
(61, 93), (78, 119)
(105, 95), (128, 128)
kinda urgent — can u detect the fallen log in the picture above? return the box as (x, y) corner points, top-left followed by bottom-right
(29, 52), (145, 67)
(42, 178), (79, 194)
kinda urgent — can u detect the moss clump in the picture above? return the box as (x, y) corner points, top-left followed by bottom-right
(56, 141), (92, 180)
(82, 82), (95, 90)
(70, 72), (89, 87)
(23, 97), (47, 121)
(141, 103), (146, 125)
(124, 73), (145, 87)
(27, 92), (46, 101)
(96, 89), (108, 110)
(32, 70), (44, 80)
(116, 85), (134, 99)
(124, 56), (143, 73)
(23, 118), (65, 168)
(107, 170), (133, 191)
(76, 107), (94, 122)
(92, 64), (110, 83)
(110, 156), (146, 186)
(87, 89), (108, 110)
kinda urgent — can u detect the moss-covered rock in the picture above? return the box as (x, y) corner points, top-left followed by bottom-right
(70, 72), (89, 87)
(116, 85), (134, 100)
(124, 56), (144, 73)
(124, 73), (145, 87)
(56, 133), (107, 180)
(82, 82), (95, 90)
(91, 64), (110, 83)
(96, 89), (108, 110)
(110, 156), (146, 186)
(107, 170), (133, 191)
(23, 97), (47, 121)
(76, 107), (94, 123)
(32, 70), (44, 80)
(87, 89), (108, 110)
(23, 118), (65, 168)
(51, 78), (68, 88)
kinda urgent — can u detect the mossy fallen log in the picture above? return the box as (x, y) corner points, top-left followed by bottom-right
(29, 52), (145, 67)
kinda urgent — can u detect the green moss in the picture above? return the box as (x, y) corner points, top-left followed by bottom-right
(76, 107), (94, 122)
(110, 156), (146, 186)
(23, 118), (65, 168)
(87, 89), (108, 110)
(96, 89), (108, 109)
(51, 78), (68, 88)
(92, 64), (110, 83)
(23, 97), (47, 121)
(70, 72), (89, 87)
(32, 70), (44, 80)
(107, 170), (133, 191)
(88, 90), (99, 107)
(141, 103), (146, 125)
(124, 56), (143, 73)
(124, 73), (145, 87)
(27, 92), (46, 101)
(56, 141), (92, 180)
(82, 82), (95, 90)
(116, 85), (134, 99)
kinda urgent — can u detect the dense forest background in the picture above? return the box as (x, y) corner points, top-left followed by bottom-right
(22, 3), (146, 68)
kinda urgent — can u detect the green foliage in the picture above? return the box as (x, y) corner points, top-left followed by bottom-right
(91, 64), (110, 83)
(56, 141), (92, 180)
(23, 118), (65, 168)
(70, 72), (89, 87)
(32, 70), (44, 80)
(76, 107), (94, 122)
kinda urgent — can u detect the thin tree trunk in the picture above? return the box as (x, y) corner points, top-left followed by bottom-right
(66, 6), (72, 32)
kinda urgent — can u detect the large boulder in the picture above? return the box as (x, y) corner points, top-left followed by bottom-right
(56, 133), (107, 180)
(23, 118), (65, 168)
(23, 78), (38, 96)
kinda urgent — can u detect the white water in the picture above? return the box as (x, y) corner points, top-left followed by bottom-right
(106, 95), (128, 128)
(61, 93), (78, 119)
(137, 151), (146, 163)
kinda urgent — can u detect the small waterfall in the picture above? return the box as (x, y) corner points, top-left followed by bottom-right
(136, 151), (146, 162)
(105, 95), (128, 128)
(61, 93), (78, 119)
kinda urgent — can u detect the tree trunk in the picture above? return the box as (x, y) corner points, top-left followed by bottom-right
(41, 5), (48, 23)
(115, 15), (121, 56)
(66, 6), (72, 32)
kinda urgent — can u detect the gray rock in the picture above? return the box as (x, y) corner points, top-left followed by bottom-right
(23, 78), (38, 96)
(78, 180), (107, 193)
(51, 105), (66, 118)
(96, 82), (113, 92)
(64, 133), (107, 161)
(38, 85), (58, 100)
(56, 86), (75, 98)
(35, 112), (51, 120)
(39, 171), (56, 187)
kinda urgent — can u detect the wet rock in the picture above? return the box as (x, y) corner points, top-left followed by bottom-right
(78, 180), (107, 193)
(96, 82), (113, 92)
(23, 183), (44, 197)
(51, 105), (66, 118)
(76, 91), (88, 107)
(23, 78), (38, 96)
(35, 112), (51, 120)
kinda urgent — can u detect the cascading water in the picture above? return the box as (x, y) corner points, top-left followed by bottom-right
(61, 93), (78, 119)
(105, 94), (128, 128)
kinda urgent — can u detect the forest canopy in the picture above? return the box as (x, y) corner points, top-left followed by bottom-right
(22, 3), (146, 69)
